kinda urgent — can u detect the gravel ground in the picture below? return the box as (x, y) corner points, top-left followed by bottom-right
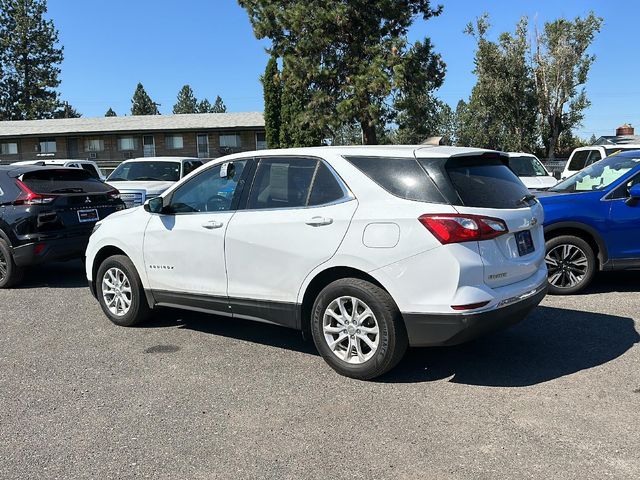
(0, 260), (638, 479)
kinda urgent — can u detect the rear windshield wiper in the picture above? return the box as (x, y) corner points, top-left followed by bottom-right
(516, 194), (536, 206)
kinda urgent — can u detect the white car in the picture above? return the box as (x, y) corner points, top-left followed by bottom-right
(86, 146), (547, 379)
(506, 152), (557, 189)
(107, 157), (203, 208)
(11, 159), (105, 181)
(561, 145), (640, 180)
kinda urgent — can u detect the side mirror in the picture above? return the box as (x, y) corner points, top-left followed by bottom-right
(144, 196), (165, 214)
(626, 184), (640, 206)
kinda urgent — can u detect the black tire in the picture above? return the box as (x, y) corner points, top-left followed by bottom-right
(0, 238), (24, 289)
(311, 278), (408, 380)
(545, 235), (596, 295)
(96, 255), (150, 327)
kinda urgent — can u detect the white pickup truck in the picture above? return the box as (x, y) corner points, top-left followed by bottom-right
(106, 157), (204, 208)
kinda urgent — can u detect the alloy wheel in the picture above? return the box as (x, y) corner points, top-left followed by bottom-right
(0, 249), (6, 283)
(545, 244), (589, 289)
(102, 267), (133, 317)
(323, 296), (380, 364)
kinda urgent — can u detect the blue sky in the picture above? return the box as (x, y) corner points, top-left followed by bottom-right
(48, 0), (633, 138)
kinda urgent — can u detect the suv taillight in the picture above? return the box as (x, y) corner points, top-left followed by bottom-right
(418, 214), (508, 244)
(13, 179), (56, 205)
(107, 189), (120, 200)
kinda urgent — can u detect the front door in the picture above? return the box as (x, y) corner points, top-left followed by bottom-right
(197, 134), (209, 158)
(143, 135), (155, 157)
(67, 138), (79, 159)
(143, 160), (248, 307)
(606, 174), (640, 261)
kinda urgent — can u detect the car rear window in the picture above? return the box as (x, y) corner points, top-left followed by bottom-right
(20, 169), (111, 194)
(443, 157), (532, 209)
(344, 156), (445, 203)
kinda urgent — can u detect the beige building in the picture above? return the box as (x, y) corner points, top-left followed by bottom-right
(0, 112), (266, 170)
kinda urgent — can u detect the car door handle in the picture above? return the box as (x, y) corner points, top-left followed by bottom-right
(305, 216), (333, 227)
(202, 220), (224, 229)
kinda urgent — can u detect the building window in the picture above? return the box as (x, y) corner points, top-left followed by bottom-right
(84, 138), (105, 152)
(220, 133), (241, 148)
(1, 142), (18, 155)
(39, 138), (57, 153)
(165, 135), (184, 150)
(118, 137), (139, 151)
(197, 134), (209, 158)
(256, 132), (267, 150)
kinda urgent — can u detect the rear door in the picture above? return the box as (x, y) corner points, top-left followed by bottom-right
(224, 156), (357, 320)
(431, 155), (545, 288)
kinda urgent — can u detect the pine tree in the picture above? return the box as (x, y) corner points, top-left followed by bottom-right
(211, 95), (227, 113)
(173, 85), (198, 114)
(0, 0), (64, 120)
(197, 98), (212, 113)
(53, 101), (81, 118)
(262, 55), (281, 148)
(131, 82), (159, 115)
(105, 107), (117, 117)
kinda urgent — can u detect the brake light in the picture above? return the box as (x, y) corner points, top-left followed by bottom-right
(451, 301), (491, 311)
(107, 189), (120, 200)
(13, 179), (56, 205)
(418, 214), (508, 244)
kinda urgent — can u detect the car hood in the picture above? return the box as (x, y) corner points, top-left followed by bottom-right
(107, 180), (175, 195)
(520, 176), (558, 189)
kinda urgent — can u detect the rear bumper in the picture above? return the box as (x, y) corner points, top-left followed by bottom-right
(12, 235), (89, 267)
(402, 282), (547, 347)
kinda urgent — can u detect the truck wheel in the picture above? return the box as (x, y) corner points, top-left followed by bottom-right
(311, 278), (408, 380)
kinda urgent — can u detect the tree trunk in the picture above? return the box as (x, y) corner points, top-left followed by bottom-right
(546, 116), (561, 160)
(361, 119), (378, 145)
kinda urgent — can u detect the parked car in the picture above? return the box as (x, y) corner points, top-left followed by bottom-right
(106, 157), (203, 208)
(537, 150), (640, 294)
(560, 145), (640, 180)
(0, 166), (125, 288)
(506, 152), (557, 189)
(86, 146), (547, 380)
(11, 159), (105, 181)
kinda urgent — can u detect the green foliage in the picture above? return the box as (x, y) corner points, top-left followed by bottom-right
(239, 0), (445, 145)
(211, 95), (227, 113)
(173, 85), (198, 114)
(105, 107), (117, 117)
(0, 0), (64, 120)
(53, 101), (81, 118)
(534, 12), (603, 159)
(197, 99), (212, 113)
(456, 15), (539, 152)
(131, 83), (159, 115)
(262, 55), (281, 148)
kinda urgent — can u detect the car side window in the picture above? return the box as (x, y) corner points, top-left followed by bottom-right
(568, 151), (590, 171)
(247, 157), (317, 210)
(585, 150), (602, 167)
(308, 161), (347, 206)
(183, 160), (203, 177)
(80, 164), (100, 178)
(168, 160), (246, 213)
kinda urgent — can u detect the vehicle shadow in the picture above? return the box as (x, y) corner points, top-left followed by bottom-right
(141, 307), (318, 356)
(17, 260), (88, 289)
(143, 305), (638, 387)
(581, 270), (640, 294)
(379, 305), (639, 386)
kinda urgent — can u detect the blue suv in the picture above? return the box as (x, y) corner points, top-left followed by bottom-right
(537, 151), (640, 294)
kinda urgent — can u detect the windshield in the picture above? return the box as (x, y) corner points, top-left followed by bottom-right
(108, 161), (181, 182)
(509, 156), (548, 177)
(550, 154), (640, 193)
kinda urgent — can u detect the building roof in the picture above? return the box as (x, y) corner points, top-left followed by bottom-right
(0, 112), (265, 138)
(593, 135), (640, 145)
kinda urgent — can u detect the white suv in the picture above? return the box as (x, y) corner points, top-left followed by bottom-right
(86, 146), (547, 379)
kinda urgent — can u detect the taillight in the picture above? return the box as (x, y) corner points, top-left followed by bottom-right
(107, 189), (120, 200)
(418, 214), (508, 244)
(13, 179), (56, 205)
